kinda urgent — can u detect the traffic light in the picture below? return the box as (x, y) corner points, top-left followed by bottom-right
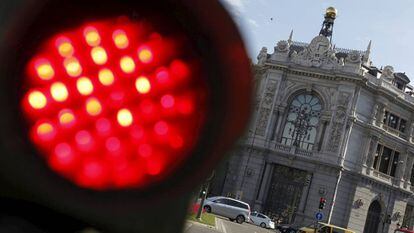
(319, 197), (327, 210)
(0, 1), (252, 232)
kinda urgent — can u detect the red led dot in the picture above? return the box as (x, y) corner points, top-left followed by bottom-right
(161, 95), (175, 108)
(138, 46), (153, 64)
(75, 130), (92, 148)
(147, 159), (162, 175)
(96, 118), (111, 133)
(156, 68), (170, 84)
(27, 90), (47, 110)
(56, 37), (74, 57)
(53, 143), (74, 165)
(106, 137), (121, 152)
(154, 121), (169, 135)
(120, 56), (135, 73)
(35, 121), (56, 141)
(79, 161), (106, 188)
(58, 109), (76, 127)
(170, 59), (190, 80)
(35, 59), (55, 80)
(135, 76), (151, 94)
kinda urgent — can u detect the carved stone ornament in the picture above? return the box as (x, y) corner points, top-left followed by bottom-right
(380, 65), (394, 81)
(338, 92), (351, 107)
(256, 80), (278, 136)
(256, 108), (271, 136)
(257, 47), (268, 66)
(276, 40), (289, 52)
(290, 35), (339, 69)
(347, 50), (361, 63)
(354, 199), (364, 209)
(327, 92), (351, 152)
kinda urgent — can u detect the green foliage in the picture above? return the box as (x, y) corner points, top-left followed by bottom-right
(187, 213), (216, 227)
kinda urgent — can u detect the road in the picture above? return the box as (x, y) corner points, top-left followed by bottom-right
(184, 216), (278, 233)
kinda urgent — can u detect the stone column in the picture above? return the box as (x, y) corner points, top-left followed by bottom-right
(396, 151), (408, 187)
(267, 109), (279, 140)
(366, 136), (379, 174)
(275, 107), (287, 142)
(409, 121), (414, 143)
(361, 135), (372, 165)
(404, 155), (414, 188)
(254, 164), (274, 210)
(314, 118), (328, 152)
(273, 107), (285, 141)
(376, 105), (386, 127)
(371, 103), (379, 125)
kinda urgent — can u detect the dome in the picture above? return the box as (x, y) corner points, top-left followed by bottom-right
(325, 7), (337, 18)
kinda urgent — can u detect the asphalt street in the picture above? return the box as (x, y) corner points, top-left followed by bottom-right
(184, 215), (278, 233)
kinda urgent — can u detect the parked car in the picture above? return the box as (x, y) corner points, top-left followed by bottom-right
(298, 222), (355, 233)
(249, 212), (275, 229)
(277, 224), (298, 233)
(203, 196), (250, 224)
(395, 229), (414, 233)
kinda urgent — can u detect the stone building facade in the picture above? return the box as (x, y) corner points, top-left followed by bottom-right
(210, 8), (414, 233)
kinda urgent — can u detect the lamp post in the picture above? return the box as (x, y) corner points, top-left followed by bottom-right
(196, 171), (215, 220)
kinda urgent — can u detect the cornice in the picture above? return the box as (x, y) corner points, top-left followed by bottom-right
(262, 61), (414, 111)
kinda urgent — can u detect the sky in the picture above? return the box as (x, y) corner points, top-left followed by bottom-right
(220, 0), (414, 80)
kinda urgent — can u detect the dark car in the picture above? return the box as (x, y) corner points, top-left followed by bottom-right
(277, 225), (298, 233)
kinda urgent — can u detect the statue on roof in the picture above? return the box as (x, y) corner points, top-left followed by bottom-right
(257, 47), (268, 66)
(380, 65), (394, 82)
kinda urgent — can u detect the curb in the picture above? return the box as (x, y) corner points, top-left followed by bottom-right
(187, 220), (216, 229)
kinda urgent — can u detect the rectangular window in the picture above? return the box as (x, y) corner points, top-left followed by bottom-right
(411, 165), (414, 184)
(374, 144), (400, 177)
(389, 113), (399, 129)
(382, 111), (408, 136)
(379, 147), (392, 174)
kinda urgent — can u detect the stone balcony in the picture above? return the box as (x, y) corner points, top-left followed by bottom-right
(242, 135), (341, 167)
(365, 73), (414, 105)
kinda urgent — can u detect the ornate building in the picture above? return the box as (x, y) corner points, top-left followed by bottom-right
(210, 7), (414, 233)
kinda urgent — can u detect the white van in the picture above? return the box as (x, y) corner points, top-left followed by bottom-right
(203, 196), (251, 224)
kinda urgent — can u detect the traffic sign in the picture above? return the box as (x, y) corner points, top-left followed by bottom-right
(316, 212), (323, 221)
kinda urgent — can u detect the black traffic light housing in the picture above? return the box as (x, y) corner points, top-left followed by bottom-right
(0, 0), (252, 232)
(319, 197), (326, 210)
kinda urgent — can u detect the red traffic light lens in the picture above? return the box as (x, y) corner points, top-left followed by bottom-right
(21, 17), (208, 190)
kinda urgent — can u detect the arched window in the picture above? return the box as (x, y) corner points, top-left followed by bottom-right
(281, 93), (322, 150)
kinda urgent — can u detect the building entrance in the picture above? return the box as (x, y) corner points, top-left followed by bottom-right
(263, 164), (309, 224)
(363, 200), (382, 233)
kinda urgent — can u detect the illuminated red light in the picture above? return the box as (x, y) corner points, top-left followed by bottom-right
(21, 17), (207, 190)
(138, 46), (153, 64)
(161, 95), (174, 108)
